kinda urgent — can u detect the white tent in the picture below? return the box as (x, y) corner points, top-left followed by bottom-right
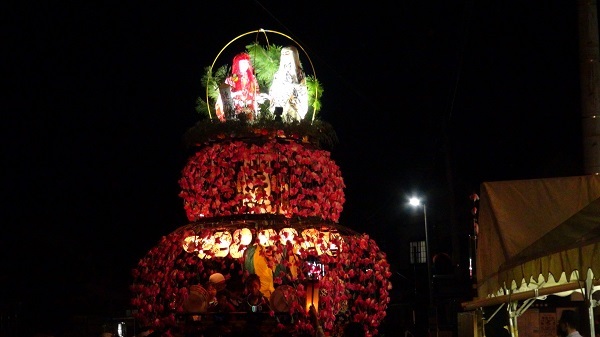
(461, 175), (600, 336)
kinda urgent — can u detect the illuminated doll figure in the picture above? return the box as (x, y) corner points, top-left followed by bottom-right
(215, 52), (261, 121)
(268, 46), (309, 121)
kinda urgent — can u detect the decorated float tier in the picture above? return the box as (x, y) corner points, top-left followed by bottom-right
(179, 138), (345, 222)
(130, 217), (392, 337)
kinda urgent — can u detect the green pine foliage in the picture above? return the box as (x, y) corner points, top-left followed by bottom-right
(246, 42), (280, 89)
(201, 65), (229, 102)
(306, 75), (323, 120)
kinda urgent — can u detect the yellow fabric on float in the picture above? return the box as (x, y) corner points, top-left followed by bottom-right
(253, 245), (275, 298)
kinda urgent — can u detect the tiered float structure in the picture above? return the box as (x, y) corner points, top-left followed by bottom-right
(130, 30), (392, 337)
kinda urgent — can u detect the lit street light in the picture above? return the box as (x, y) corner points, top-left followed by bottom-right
(408, 197), (433, 307)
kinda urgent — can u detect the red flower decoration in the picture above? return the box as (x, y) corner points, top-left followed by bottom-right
(179, 140), (345, 222)
(131, 227), (391, 337)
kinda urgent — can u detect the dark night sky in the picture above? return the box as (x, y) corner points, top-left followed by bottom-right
(1, 0), (586, 333)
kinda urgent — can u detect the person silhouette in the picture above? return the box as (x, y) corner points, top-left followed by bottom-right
(557, 310), (583, 337)
(240, 273), (272, 337)
(205, 273), (236, 313)
(244, 273), (270, 313)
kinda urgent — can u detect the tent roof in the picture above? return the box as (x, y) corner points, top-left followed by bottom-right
(474, 175), (600, 301)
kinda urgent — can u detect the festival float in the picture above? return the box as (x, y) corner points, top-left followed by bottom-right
(130, 29), (392, 337)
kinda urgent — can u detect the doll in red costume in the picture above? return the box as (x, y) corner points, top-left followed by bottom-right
(215, 52), (260, 121)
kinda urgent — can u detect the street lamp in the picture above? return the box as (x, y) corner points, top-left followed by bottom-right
(408, 197), (433, 307)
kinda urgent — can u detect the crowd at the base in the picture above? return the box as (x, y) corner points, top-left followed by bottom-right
(173, 272), (274, 337)
(135, 272), (367, 337)
(183, 272), (271, 316)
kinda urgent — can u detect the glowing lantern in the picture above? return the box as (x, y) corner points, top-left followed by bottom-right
(315, 228), (329, 256)
(197, 234), (215, 259)
(182, 236), (201, 253)
(279, 227), (297, 244)
(301, 228), (319, 253)
(211, 230), (232, 258)
(258, 228), (277, 247)
(279, 227), (300, 253)
(325, 228), (343, 256)
(230, 228), (253, 258)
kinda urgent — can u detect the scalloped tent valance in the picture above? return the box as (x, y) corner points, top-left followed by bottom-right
(471, 175), (600, 302)
(461, 176), (600, 337)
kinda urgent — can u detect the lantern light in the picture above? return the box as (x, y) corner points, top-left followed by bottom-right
(315, 228), (329, 256)
(301, 228), (319, 253)
(183, 226), (347, 258)
(182, 236), (201, 253)
(279, 227), (298, 245)
(326, 229), (343, 256)
(305, 279), (320, 313)
(211, 230), (232, 258)
(197, 234), (215, 259)
(230, 228), (253, 258)
(279, 227), (300, 253)
(236, 228), (253, 245)
(258, 228), (277, 247)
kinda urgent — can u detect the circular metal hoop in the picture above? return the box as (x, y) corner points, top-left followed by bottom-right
(206, 28), (318, 122)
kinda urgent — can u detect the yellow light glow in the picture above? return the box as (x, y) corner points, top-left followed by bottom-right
(279, 227), (300, 254)
(182, 236), (201, 253)
(301, 228), (319, 253)
(211, 230), (232, 258)
(238, 228), (254, 245)
(327, 229), (343, 256)
(197, 235), (215, 259)
(279, 227), (297, 244)
(184, 227), (343, 258)
(305, 280), (320, 313)
(316, 228), (329, 255)
(229, 228), (253, 258)
(258, 228), (277, 247)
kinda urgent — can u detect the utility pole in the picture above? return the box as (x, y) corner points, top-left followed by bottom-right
(578, 0), (600, 175)
(577, 2), (599, 337)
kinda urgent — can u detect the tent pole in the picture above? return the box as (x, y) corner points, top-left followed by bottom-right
(482, 304), (505, 337)
(507, 301), (519, 337)
(585, 270), (596, 337)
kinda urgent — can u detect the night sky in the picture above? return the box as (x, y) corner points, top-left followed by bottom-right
(2, 1), (586, 334)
